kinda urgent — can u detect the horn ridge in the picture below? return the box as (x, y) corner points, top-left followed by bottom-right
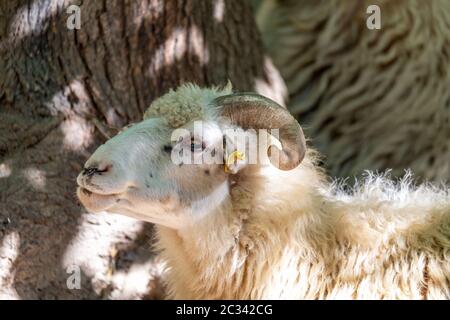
(214, 93), (306, 170)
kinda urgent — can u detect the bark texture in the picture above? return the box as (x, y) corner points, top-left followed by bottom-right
(0, 0), (285, 299)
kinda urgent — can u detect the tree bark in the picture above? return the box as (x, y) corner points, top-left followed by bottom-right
(0, 0), (285, 299)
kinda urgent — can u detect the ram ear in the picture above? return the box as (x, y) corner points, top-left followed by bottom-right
(219, 79), (234, 94)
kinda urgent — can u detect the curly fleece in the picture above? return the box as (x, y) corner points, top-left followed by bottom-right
(257, 0), (450, 182)
(144, 83), (233, 128)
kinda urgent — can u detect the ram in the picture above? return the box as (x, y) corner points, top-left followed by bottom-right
(77, 84), (450, 299)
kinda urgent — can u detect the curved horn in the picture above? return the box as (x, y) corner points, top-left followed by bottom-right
(214, 93), (306, 170)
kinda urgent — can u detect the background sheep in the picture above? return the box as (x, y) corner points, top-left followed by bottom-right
(77, 84), (450, 299)
(256, 0), (450, 182)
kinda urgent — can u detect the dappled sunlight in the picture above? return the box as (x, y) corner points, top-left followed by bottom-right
(213, 0), (225, 22)
(109, 257), (166, 299)
(6, 0), (77, 44)
(0, 232), (21, 299)
(62, 212), (160, 298)
(0, 163), (12, 178)
(45, 78), (93, 115)
(60, 118), (95, 152)
(22, 167), (46, 190)
(149, 26), (209, 73)
(189, 26), (210, 66)
(48, 78), (98, 151)
(7, 0), (55, 42)
(132, 0), (164, 26)
(254, 56), (288, 106)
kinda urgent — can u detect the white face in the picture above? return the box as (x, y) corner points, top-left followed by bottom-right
(77, 116), (237, 229)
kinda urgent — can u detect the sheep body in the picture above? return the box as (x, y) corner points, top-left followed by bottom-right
(155, 148), (450, 299)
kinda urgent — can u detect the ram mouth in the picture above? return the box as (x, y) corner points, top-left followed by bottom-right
(76, 186), (119, 213)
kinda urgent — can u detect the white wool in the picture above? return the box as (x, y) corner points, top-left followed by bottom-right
(157, 150), (450, 299)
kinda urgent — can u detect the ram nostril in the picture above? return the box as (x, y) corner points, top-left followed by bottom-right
(82, 163), (112, 177)
(82, 167), (98, 177)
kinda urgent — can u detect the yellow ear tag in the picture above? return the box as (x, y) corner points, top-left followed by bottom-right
(224, 151), (245, 173)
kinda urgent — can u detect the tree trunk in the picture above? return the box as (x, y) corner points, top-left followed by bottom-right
(0, 0), (285, 299)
